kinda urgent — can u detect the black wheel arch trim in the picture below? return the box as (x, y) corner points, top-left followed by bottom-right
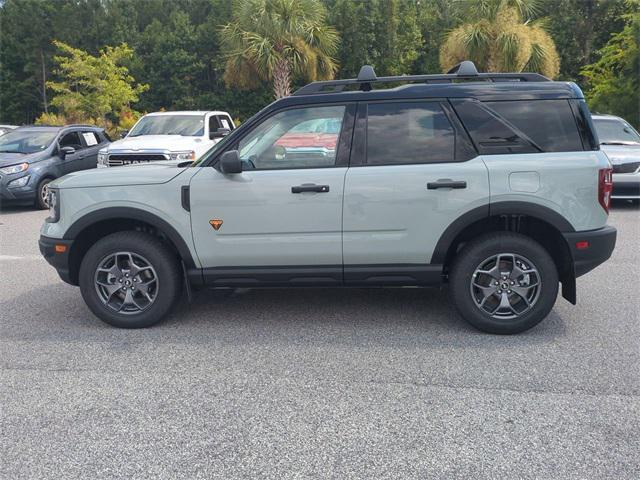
(431, 201), (576, 265)
(63, 206), (197, 268)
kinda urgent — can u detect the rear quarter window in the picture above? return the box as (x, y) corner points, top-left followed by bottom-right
(484, 100), (583, 152)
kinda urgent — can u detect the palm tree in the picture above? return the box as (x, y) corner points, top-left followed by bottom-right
(220, 0), (339, 99)
(440, 0), (560, 78)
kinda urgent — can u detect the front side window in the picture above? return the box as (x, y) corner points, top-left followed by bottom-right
(0, 130), (57, 154)
(237, 105), (345, 170)
(593, 118), (640, 145)
(59, 132), (84, 150)
(129, 115), (205, 137)
(366, 102), (456, 165)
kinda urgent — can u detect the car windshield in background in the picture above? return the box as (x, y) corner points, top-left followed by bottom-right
(0, 130), (57, 154)
(128, 115), (205, 137)
(593, 118), (640, 145)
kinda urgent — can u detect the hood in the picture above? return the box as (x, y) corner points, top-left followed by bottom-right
(600, 144), (640, 165)
(0, 151), (46, 167)
(106, 135), (209, 152)
(51, 161), (189, 189)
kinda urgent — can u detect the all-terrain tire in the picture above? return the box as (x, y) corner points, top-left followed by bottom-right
(449, 232), (559, 334)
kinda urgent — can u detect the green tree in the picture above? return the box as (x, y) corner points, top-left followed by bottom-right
(440, 0), (560, 78)
(539, 0), (628, 81)
(581, 11), (640, 127)
(46, 41), (148, 127)
(220, 0), (339, 98)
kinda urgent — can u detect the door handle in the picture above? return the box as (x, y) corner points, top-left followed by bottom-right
(291, 184), (330, 193)
(427, 179), (467, 190)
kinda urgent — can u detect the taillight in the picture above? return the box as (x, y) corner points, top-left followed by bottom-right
(598, 168), (613, 213)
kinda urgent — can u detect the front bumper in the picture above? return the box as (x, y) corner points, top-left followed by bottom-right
(563, 225), (617, 278)
(612, 173), (640, 199)
(39, 235), (75, 285)
(0, 174), (37, 201)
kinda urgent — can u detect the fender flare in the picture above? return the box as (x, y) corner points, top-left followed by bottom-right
(431, 201), (575, 264)
(64, 206), (196, 268)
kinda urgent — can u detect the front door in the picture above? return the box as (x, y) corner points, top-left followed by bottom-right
(58, 131), (86, 174)
(189, 104), (355, 284)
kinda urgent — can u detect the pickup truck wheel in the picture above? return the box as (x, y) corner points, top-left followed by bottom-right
(79, 231), (182, 328)
(449, 232), (558, 334)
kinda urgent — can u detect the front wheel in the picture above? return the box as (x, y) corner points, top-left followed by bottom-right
(35, 178), (52, 209)
(79, 231), (183, 328)
(449, 232), (558, 334)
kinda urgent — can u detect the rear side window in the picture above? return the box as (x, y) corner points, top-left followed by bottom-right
(485, 100), (583, 152)
(451, 100), (538, 155)
(80, 131), (101, 146)
(366, 102), (455, 165)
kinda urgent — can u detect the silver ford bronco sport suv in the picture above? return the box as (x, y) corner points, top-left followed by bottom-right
(39, 62), (617, 334)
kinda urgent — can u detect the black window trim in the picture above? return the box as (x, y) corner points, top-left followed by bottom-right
(211, 102), (357, 172)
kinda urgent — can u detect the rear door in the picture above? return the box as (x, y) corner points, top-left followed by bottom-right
(342, 100), (489, 282)
(78, 130), (104, 169)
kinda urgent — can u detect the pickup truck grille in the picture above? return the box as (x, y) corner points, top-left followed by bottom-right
(107, 153), (169, 166)
(613, 162), (640, 174)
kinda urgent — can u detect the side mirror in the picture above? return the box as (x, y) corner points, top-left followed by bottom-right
(219, 150), (242, 174)
(59, 146), (75, 158)
(210, 128), (231, 140)
(120, 130), (129, 139)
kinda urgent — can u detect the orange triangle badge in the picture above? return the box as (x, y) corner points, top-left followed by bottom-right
(209, 219), (223, 230)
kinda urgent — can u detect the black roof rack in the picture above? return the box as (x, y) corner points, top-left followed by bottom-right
(293, 60), (550, 96)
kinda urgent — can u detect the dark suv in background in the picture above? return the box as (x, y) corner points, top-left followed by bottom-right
(0, 125), (109, 208)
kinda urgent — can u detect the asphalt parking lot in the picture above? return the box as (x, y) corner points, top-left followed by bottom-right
(1, 202), (639, 479)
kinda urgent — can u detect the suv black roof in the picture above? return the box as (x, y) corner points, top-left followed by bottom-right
(279, 61), (583, 108)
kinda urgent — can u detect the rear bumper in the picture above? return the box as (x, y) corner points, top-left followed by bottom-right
(563, 225), (617, 278)
(39, 235), (75, 284)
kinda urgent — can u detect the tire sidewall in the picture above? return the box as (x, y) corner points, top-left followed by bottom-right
(36, 178), (52, 210)
(79, 233), (181, 328)
(450, 234), (559, 334)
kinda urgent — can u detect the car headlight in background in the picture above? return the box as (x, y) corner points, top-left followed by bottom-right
(7, 175), (30, 188)
(0, 162), (29, 175)
(169, 151), (196, 161)
(97, 150), (108, 167)
(46, 188), (60, 223)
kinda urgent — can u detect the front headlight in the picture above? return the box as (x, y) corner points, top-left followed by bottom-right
(97, 150), (108, 166)
(46, 188), (60, 223)
(0, 162), (29, 175)
(169, 151), (196, 161)
(7, 175), (30, 188)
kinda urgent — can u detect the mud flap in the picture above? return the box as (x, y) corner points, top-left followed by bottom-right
(181, 261), (192, 304)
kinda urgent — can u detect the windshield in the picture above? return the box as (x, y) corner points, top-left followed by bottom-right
(593, 118), (640, 145)
(0, 130), (57, 154)
(128, 115), (205, 137)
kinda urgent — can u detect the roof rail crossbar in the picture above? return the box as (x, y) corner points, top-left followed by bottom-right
(293, 61), (550, 96)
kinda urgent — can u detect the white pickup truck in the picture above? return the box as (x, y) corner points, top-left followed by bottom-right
(97, 111), (235, 167)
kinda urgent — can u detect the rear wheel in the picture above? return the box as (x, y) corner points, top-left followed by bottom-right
(79, 231), (182, 328)
(449, 232), (558, 334)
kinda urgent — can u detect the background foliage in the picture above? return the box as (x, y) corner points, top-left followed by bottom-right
(0, 0), (637, 127)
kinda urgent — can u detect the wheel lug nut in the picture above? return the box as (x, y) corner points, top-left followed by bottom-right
(507, 290), (512, 294)
(497, 289), (502, 293)
(118, 278), (123, 283)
